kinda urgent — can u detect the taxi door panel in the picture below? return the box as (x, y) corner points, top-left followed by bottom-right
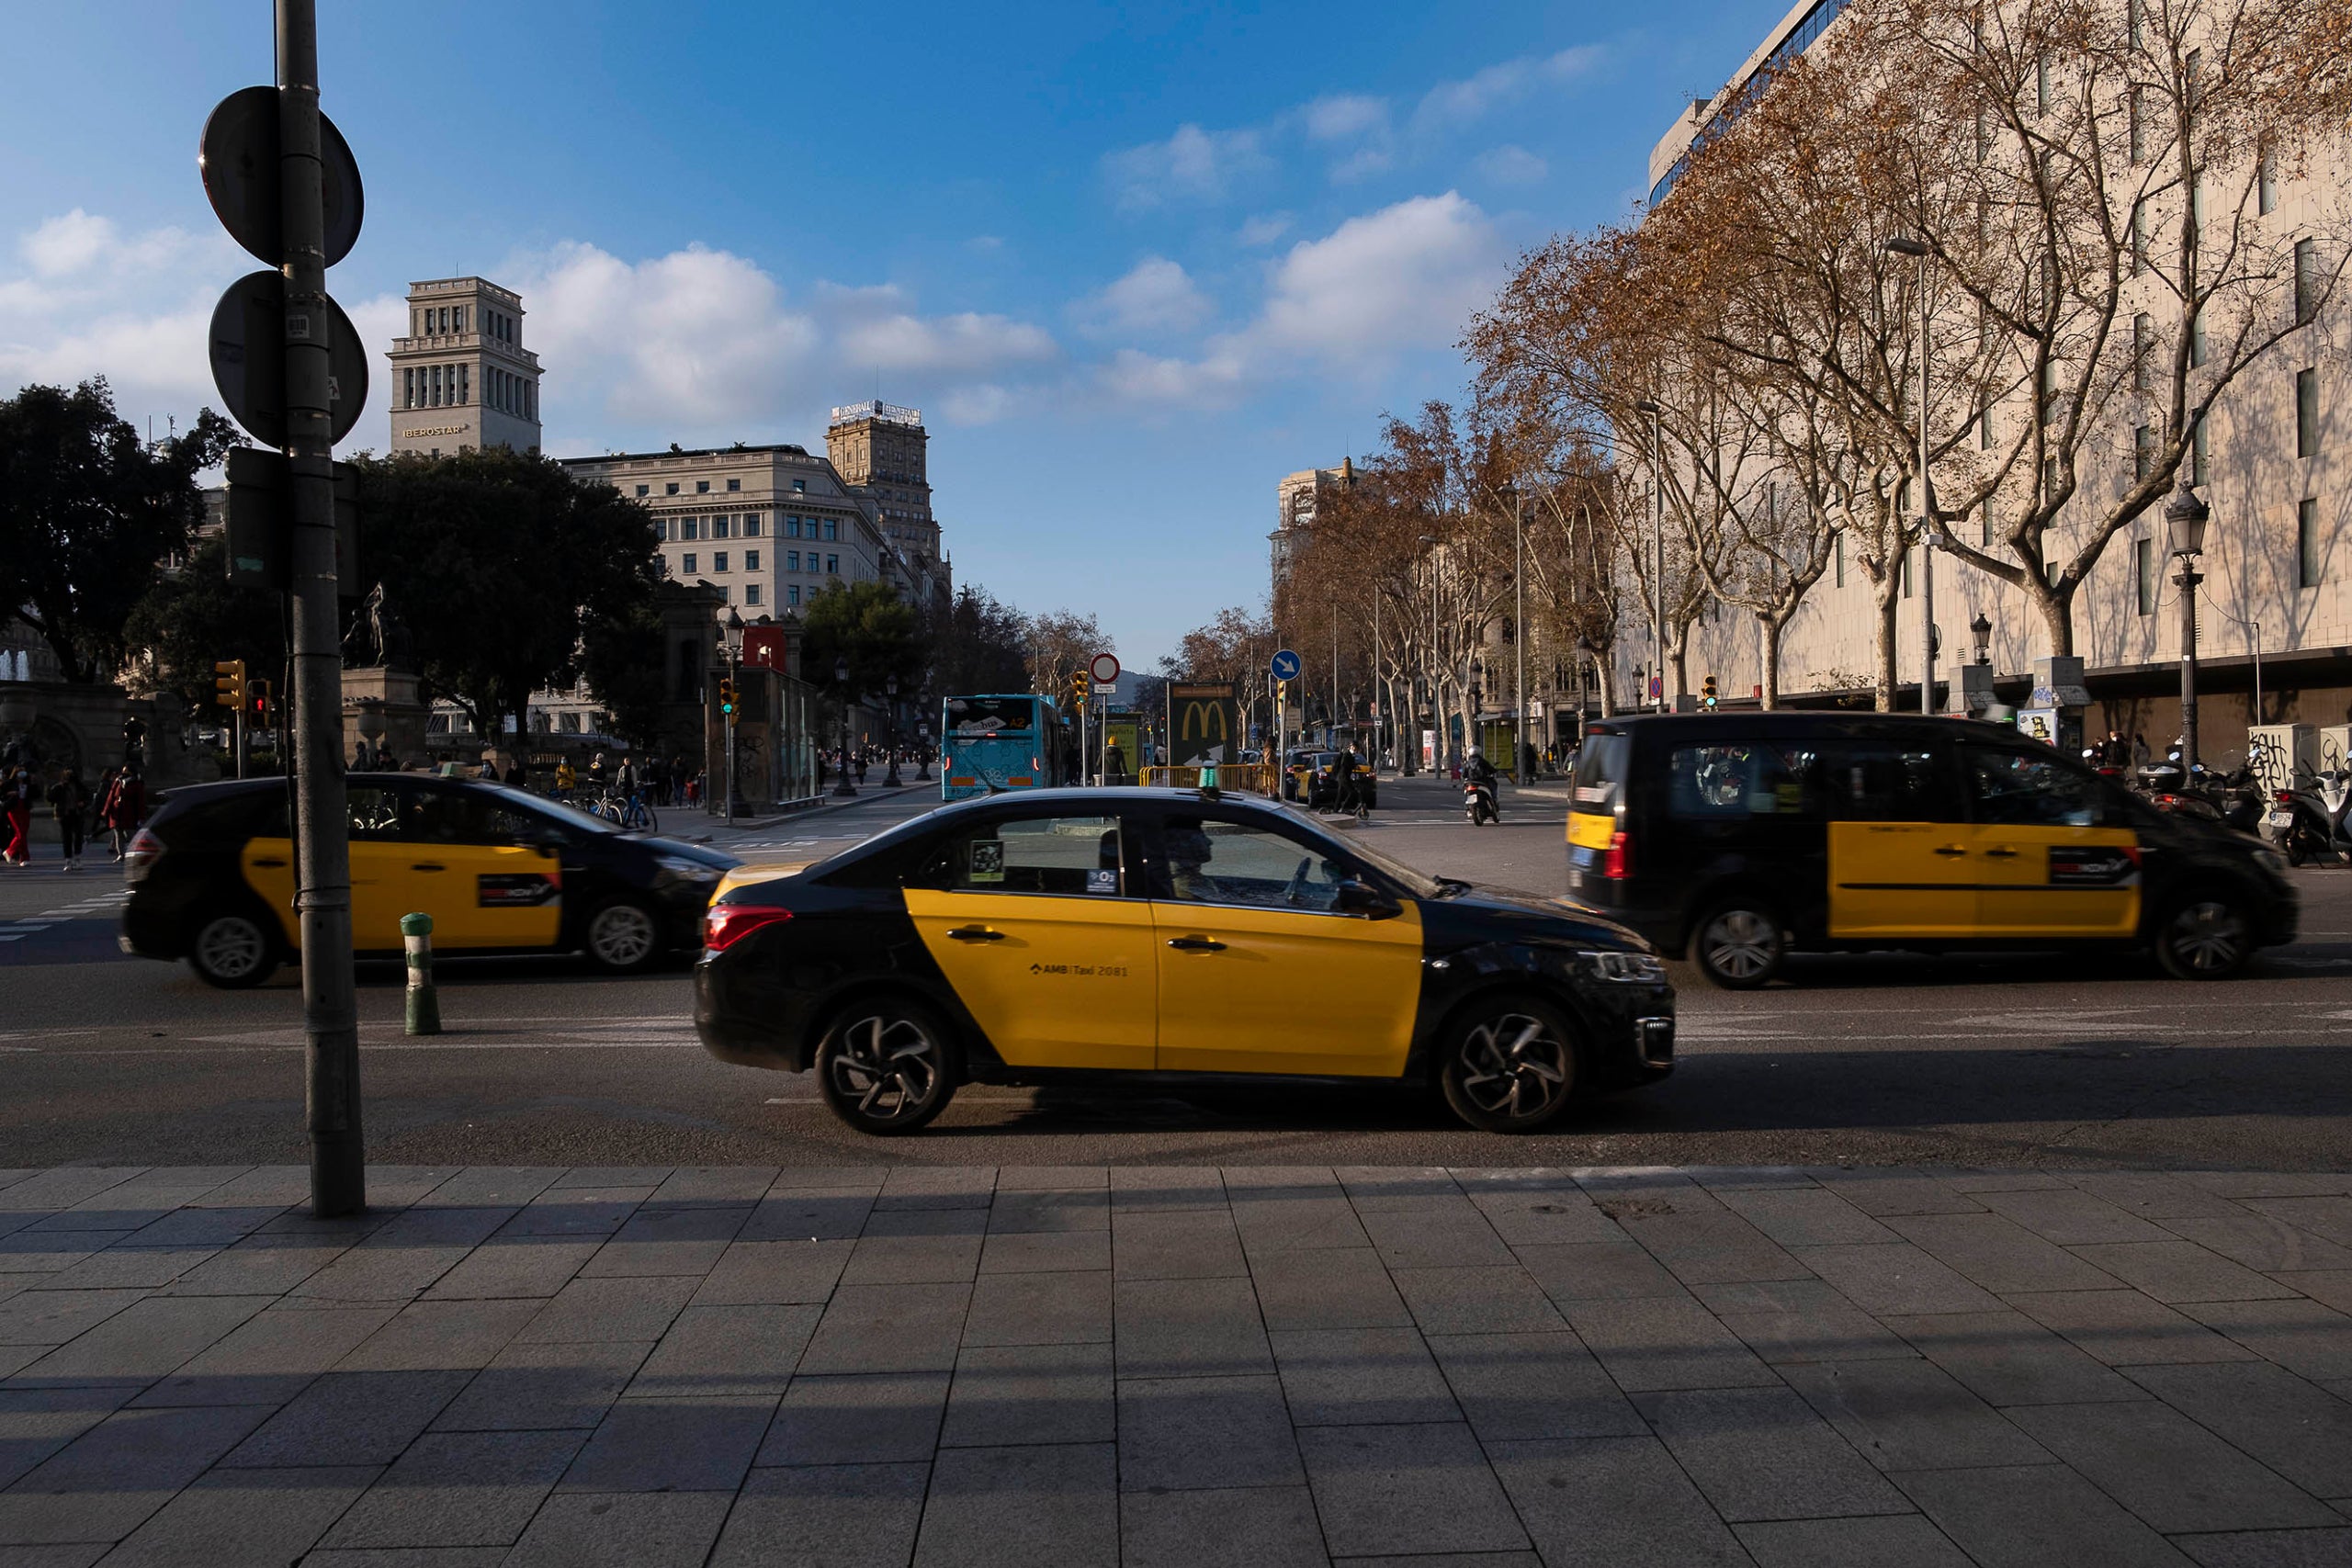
(1150, 900), (1423, 1077)
(396, 785), (564, 949)
(1819, 742), (1975, 939)
(1961, 746), (2141, 937)
(239, 837), (408, 950)
(1145, 813), (1423, 1077)
(900, 813), (1154, 1071)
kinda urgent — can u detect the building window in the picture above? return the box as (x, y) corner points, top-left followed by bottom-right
(2131, 200), (2148, 276)
(792, 479), (806, 493)
(823, 519), (839, 541)
(2296, 239), (2319, 325)
(2300, 498), (2323, 587)
(1980, 407), (1994, 451)
(2132, 424), (2154, 480)
(2135, 536), (2155, 615)
(827, 555), (840, 574)
(2260, 150), (2279, 216)
(714, 552), (729, 573)
(1902, 544), (1914, 598)
(683, 553), (697, 574)
(727, 478), (740, 491)
(2133, 313), (2152, 391)
(745, 550), (759, 571)
(712, 516), (729, 540)
(743, 513), (761, 536)
(696, 480), (711, 494)
(2298, 367), (2319, 457)
(786, 550), (800, 571)
(2191, 415), (2210, 486)
(746, 584), (762, 605)
(635, 484), (649, 497)
(401, 368), (413, 409)
(2190, 309), (2206, 368)
(2035, 55), (2050, 115)
(664, 482), (679, 495)
(458, 366), (469, 406)
(788, 584), (801, 606)
(2128, 85), (2143, 164)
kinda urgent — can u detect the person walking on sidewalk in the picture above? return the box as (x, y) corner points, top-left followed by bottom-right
(46, 767), (90, 872)
(0, 763), (31, 868)
(97, 766), (145, 862)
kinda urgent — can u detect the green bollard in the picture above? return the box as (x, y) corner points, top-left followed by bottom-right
(401, 911), (440, 1036)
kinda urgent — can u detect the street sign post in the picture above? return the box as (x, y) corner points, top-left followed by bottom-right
(221, 447), (360, 592)
(202, 2), (368, 1217)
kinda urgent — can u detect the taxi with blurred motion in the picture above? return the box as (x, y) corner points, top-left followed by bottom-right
(1564, 713), (2296, 988)
(120, 775), (739, 987)
(694, 786), (1674, 1134)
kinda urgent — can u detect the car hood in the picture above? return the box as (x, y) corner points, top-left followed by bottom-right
(1430, 886), (1657, 954)
(635, 836), (742, 872)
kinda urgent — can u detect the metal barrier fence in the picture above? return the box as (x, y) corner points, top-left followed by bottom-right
(1140, 763), (1279, 795)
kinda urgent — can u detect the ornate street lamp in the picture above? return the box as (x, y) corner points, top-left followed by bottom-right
(831, 656), (857, 797)
(2166, 483), (2211, 765)
(722, 607), (744, 820)
(884, 674), (902, 786)
(1971, 611), (1994, 668)
(916, 721), (933, 782)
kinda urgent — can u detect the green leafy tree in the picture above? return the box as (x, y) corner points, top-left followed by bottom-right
(0, 380), (239, 682)
(121, 537), (287, 708)
(348, 446), (662, 739)
(801, 580), (922, 712)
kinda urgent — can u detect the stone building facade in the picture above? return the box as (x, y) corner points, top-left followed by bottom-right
(386, 276), (542, 457)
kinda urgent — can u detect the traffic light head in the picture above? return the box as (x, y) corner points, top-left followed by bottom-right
(718, 678), (737, 716)
(213, 659), (246, 709)
(250, 677), (270, 719)
(1702, 674), (1718, 708)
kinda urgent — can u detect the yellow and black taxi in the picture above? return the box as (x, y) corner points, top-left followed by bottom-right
(695, 786), (1673, 1134)
(121, 774), (740, 987)
(1282, 750), (1379, 809)
(1566, 713), (2297, 988)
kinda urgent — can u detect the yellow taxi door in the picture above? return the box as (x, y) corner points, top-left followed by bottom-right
(1819, 740), (1981, 939)
(241, 784), (409, 952)
(1147, 811), (1423, 1077)
(1959, 744), (2142, 937)
(901, 812), (1156, 1071)
(397, 784), (564, 950)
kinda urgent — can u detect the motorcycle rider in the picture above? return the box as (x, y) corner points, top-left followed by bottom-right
(1463, 745), (1499, 823)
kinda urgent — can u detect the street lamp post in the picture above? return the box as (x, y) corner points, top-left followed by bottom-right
(2166, 483), (2211, 766)
(1887, 234), (1936, 715)
(1469, 659), (1485, 761)
(831, 656), (857, 797)
(1634, 399), (1665, 711)
(1498, 479), (1525, 782)
(1971, 611), (1993, 668)
(917, 722), (933, 782)
(722, 607), (743, 822)
(1419, 533), (1441, 770)
(884, 675), (902, 786)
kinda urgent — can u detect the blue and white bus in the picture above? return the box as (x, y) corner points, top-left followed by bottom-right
(939, 694), (1069, 801)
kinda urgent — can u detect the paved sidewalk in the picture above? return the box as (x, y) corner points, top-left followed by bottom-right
(4, 1164), (2351, 1565)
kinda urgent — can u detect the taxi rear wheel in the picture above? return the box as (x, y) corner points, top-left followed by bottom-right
(1439, 995), (1578, 1134)
(2154, 891), (2254, 980)
(188, 908), (278, 989)
(1692, 899), (1787, 990)
(816, 998), (960, 1134)
(583, 897), (662, 975)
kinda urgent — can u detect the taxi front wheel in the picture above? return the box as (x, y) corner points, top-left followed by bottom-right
(583, 897), (662, 975)
(2154, 892), (2254, 980)
(817, 997), (961, 1134)
(1439, 995), (1579, 1134)
(188, 908), (279, 989)
(1692, 899), (1788, 990)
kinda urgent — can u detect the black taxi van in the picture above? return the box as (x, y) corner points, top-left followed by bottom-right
(695, 787), (1674, 1135)
(121, 775), (738, 987)
(1565, 713), (2296, 988)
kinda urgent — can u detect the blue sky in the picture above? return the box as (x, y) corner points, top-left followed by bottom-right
(0, 0), (1789, 663)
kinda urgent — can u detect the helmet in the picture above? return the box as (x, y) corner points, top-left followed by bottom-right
(1466, 746), (1483, 760)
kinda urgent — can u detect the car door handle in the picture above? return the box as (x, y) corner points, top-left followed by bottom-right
(946, 926), (1003, 942)
(1932, 846), (1969, 857)
(1167, 935), (1227, 952)
(1983, 847), (2020, 859)
(412, 863), (447, 873)
(252, 857), (288, 869)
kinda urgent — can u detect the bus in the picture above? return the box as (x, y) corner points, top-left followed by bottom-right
(939, 694), (1069, 801)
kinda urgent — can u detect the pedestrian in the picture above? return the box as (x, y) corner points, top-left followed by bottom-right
(97, 766), (145, 861)
(0, 763), (31, 868)
(854, 751), (868, 784)
(587, 750), (609, 793)
(1103, 739), (1126, 780)
(503, 759), (526, 787)
(46, 766), (90, 872)
(554, 757), (577, 796)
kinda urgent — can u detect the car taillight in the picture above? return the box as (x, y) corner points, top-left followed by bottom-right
(704, 904), (791, 952)
(1602, 830), (1631, 880)
(123, 828), (164, 883)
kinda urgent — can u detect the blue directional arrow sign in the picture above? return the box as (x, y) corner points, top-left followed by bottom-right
(1270, 649), (1302, 682)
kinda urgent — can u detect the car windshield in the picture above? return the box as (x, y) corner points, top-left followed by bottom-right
(1264, 802), (1443, 899)
(486, 784), (619, 835)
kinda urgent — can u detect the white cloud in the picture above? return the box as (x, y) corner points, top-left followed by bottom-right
(1472, 144), (1549, 186)
(1237, 213), (1294, 246)
(1071, 257), (1215, 339)
(1095, 346), (1249, 412)
(1102, 123), (1269, 210)
(1302, 95), (1389, 142)
(1412, 45), (1603, 131)
(1251, 191), (1506, 364)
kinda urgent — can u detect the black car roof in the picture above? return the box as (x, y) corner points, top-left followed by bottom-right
(155, 772), (501, 807)
(1585, 712), (2023, 741)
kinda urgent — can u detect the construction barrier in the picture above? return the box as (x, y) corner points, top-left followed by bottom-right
(1141, 763), (1279, 795)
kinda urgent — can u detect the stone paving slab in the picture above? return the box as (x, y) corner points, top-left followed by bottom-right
(0, 1163), (2347, 1563)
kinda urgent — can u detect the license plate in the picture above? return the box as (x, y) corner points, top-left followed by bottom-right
(1571, 845), (1598, 868)
(2264, 811), (2294, 830)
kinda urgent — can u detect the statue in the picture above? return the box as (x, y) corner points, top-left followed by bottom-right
(344, 583), (414, 671)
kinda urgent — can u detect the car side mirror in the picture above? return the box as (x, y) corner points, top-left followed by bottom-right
(1334, 879), (1401, 919)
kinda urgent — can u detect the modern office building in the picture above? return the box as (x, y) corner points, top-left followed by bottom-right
(386, 276), (542, 457)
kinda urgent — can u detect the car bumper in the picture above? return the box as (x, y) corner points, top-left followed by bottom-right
(692, 954), (816, 1072)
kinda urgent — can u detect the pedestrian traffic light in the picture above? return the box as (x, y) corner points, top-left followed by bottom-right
(1702, 674), (1718, 709)
(214, 659), (246, 710)
(718, 678), (737, 717)
(250, 677), (271, 720)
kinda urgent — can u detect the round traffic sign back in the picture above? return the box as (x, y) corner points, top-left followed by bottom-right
(1089, 653), (1121, 685)
(209, 271), (370, 447)
(200, 86), (364, 268)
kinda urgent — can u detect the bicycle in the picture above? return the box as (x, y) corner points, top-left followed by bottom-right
(591, 791), (658, 831)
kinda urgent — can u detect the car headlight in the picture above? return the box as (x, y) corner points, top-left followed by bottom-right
(1578, 950), (1667, 984)
(654, 853), (722, 884)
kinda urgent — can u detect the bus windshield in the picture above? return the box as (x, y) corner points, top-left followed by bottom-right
(940, 694), (1062, 800)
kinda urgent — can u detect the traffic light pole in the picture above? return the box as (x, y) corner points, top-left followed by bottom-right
(278, 0), (364, 1216)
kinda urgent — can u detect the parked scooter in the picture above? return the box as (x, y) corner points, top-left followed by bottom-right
(2263, 767), (2352, 864)
(2188, 763), (2265, 834)
(1464, 777), (1498, 826)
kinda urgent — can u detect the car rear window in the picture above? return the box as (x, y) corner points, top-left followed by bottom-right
(1668, 743), (1813, 819)
(1571, 733), (1630, 813)
(154, 787), (288, 846)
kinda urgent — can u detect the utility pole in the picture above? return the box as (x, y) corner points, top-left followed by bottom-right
(1512, 483), (1525, 783)
(1635, 400), (1665, 711)
(278, 0), (362, 1215)
(1887, 234), (1935, 715)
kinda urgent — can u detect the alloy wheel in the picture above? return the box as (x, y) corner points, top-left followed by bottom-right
(587, 903), (657, 969)
(195, 914), (266, 982)
(827, 1013), (943, 1122)
(1453, 1012), (1572, 1122)
(1700, 908), (1779, 984)
(2165, 899), (2247, 976)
